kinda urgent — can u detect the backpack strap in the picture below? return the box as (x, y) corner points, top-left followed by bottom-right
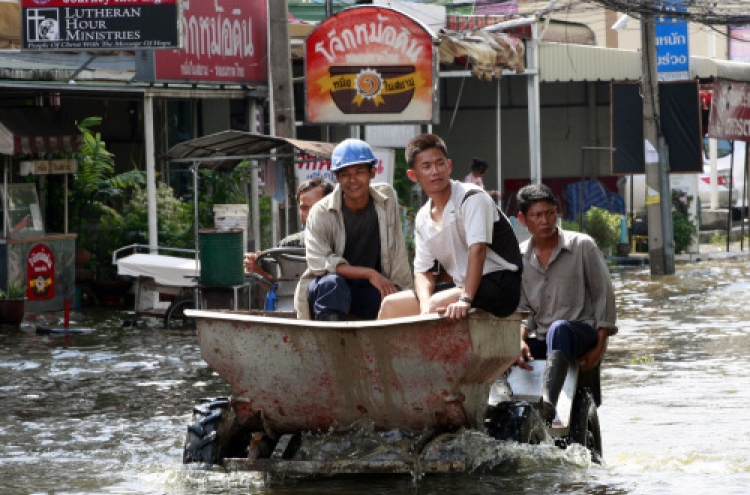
(460, 188), (523, 272)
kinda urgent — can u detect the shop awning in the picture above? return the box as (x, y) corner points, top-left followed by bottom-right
(165, 130), (335, 167)
(0, 107), (81, 155)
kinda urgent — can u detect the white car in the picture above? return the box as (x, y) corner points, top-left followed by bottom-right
(699, 140), (745, 209)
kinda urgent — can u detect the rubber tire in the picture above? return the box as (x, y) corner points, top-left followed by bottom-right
(566, 388), (603, 463)
(183, 398), (231, 465)
(164, 299), (195, 330)
(485, 400), (548, 445)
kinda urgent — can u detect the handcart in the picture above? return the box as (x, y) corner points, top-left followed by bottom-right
(114, 244), (200, 329)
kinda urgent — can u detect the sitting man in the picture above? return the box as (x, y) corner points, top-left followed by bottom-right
(294, 138), (412, 321)
(243, 177), (334, 282)
(378, 133), (521, 321)
(515, 183), (617, 425)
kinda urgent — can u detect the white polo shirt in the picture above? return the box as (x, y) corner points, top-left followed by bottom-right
(413, 180), (516, 287)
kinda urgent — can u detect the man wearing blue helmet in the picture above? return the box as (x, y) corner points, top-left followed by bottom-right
(293, 138), (413, 321)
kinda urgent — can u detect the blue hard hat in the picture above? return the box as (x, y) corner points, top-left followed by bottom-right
(330, 139), (378, 173)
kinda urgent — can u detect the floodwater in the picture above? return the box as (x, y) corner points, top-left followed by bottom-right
(2, 253), (750, 495)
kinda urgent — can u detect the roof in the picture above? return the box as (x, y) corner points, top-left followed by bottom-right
(0, 107), (80, 155)
(538, 43), (750, 83)
(164, 130), (335, 168)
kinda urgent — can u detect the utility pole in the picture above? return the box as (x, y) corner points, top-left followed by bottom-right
(641, 15), (675, 275)
(268, 0), (298, 234)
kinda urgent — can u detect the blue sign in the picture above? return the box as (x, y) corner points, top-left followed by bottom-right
(655, 2), (689, 76)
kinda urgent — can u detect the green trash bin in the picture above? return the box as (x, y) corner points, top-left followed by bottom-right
(199, 228), (244, 286)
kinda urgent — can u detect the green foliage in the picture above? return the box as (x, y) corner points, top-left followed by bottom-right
(71, 117), (145, 244)
(579, 207), (622, 252)
(0, 284), (25, 299)
(672, 211), (697, 254)
(71, 117), (145, 280)
(123, 182), (195, 250)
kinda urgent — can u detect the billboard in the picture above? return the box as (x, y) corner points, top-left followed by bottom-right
(22, 0), (179, 51)
(305, 6), (438, 125)
(708, 79), (750, 141)
(135, 0), (268, 84)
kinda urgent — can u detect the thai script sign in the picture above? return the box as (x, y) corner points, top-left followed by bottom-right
(21, 0), (179, 51)
(27, 243), (54, 300)
(708, 79), (750, 141)
(305, 6), (438, 125)
(655, 1), (689, 80)
(137, 0), (267, 84)
(295, 148), (394, 186)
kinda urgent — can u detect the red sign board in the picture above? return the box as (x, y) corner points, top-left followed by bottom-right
(21, 0), (179, 51)
(27, 243), (54, 300)
(305, 6), (437, 125)
(147, 0), (268, 84)
(708, 79), (750, 141)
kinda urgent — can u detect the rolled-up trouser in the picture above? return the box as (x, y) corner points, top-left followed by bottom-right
(308, 273), (382, 320)
(526, 320), (598, 361)
(430, 269), (521, 319)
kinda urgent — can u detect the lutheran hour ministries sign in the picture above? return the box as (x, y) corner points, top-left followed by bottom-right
(21, 0), (180, 51)
(305, 6), (439, 125)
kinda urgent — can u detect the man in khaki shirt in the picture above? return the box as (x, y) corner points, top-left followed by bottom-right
(293, 139), (412, 321)
(515, 183), (617, 425)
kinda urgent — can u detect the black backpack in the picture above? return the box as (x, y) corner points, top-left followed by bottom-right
(460, 189), (523, 273)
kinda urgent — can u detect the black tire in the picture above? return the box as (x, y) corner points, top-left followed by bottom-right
(183, 398), (231, 465)
(566, 388), (603, 463)
(164, 299), (195, 330)
(485, 400), (548, 445)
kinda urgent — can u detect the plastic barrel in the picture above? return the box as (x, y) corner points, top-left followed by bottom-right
(199, 228), (244, 286)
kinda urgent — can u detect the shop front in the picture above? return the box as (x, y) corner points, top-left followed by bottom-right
(0, 107), (79, 314)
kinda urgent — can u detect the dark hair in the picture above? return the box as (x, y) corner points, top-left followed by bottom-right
(405, 134), (449, 168)
(516, 183), (557, 215)
(471, 158), (488, 172)
(297, 177), (334, 202)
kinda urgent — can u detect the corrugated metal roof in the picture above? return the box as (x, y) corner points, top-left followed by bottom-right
(691, 56), (750, 81)
(165, 130), (335, 168)
(540, 43), (750, 83)
(539, 42), (642, 82)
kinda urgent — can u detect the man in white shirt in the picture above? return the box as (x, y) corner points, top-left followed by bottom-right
(378, 134), (521, 321)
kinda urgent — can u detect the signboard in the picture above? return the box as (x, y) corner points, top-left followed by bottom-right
(305, 6), (438, 125)
(295, 148), (395, 186)
(655, 2), (689, 81)
(21, 0), (179, 51)
(27, 243), (54, 300)
(365, 124), (420, 148)
(20, 159), (78, 176)
(708, 79), (750, 141)
(136, 0), (268, 84)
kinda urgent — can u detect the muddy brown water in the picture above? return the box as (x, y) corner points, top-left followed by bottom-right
(2, 255), (750, 495)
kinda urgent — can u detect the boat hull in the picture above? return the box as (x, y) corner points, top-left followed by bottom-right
(188, 310), (522, 435)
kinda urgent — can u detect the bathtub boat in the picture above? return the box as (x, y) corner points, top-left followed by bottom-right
(182, 304), (603, 474)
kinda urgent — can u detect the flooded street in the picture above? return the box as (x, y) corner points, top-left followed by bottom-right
(2, 254), (750, 495)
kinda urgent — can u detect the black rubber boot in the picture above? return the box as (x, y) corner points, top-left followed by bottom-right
(539, 350), (570, 425)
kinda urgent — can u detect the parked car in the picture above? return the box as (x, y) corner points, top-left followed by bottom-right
(699, 140), (745, 209)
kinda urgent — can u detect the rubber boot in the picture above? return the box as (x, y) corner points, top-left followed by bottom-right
(538, 350), (570, 426)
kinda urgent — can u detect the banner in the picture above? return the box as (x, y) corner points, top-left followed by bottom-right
(305, 6), (437, 125)
(27, 243), (54, 300)
(295, 148), (395, 187)
(22, 0), (179, 51)
(708, 79), (750, 141)
(138, 0), (268, 84)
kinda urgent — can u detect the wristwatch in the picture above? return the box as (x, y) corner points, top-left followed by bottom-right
(458, 294), (473, 304)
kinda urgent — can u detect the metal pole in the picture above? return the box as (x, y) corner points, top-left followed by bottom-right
(726, 143), (735, 252)
(144, 92), (158, 253)
(496, 77), (503, 207)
